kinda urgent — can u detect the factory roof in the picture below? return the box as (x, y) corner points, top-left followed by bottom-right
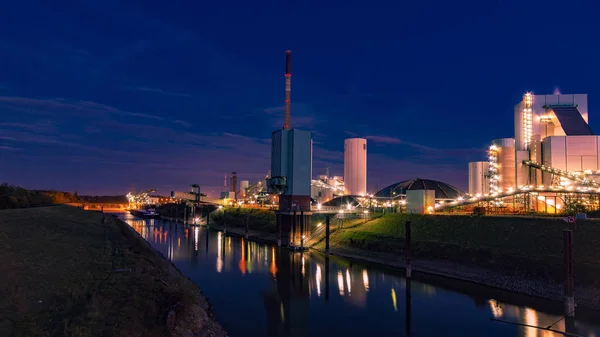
(374, 178), (466, 200)
(550, 106), (594, 136)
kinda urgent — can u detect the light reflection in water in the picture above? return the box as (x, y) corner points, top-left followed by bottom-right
(345, 269), (352, 295)
(269, 247), (277, 277)
(525, 308), (538, 337)
(239, 238), (246, 275)
(337, 271), (344, 296)
(391, 288), (397, 312)
(119, 214), (600, 337)
(217, 232), (223, 273)
(315, 265), (322, 297)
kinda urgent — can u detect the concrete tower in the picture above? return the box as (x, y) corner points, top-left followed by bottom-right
(344, 138), (367, 196)
(268, 50), (313, 248)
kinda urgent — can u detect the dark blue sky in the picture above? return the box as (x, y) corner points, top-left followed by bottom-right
(1, 0), (599, 196)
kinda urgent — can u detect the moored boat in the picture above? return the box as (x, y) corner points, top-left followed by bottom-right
(129, 208), (161, 219)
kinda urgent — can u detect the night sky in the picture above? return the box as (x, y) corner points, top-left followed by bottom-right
(1, 0), (599, 197)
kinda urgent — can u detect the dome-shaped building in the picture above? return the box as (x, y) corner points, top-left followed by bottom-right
(374, 178), (466, 201)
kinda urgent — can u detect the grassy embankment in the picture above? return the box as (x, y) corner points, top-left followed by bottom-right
(206, 208), (600, 286)
(313, 213), (600, 286)
(206, 208), (367, 242)
(0, 206), (226, 337)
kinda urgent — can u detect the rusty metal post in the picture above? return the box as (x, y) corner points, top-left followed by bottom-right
(564, 229), (575, 317)
(405, 221), (412, 279)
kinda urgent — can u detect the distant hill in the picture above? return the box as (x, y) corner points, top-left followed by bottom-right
(0, 183), (128, 210)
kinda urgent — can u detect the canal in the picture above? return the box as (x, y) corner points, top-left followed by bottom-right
(119, 214), (600, 337)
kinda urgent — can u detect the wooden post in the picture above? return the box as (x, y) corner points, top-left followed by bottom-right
(300, 209), (305, 250)
(405, 221), (412, 279)
(325, 215), (330, 257)
(223, 210), (226, 234)
(564, 229), (575, 317)
(276, 213), (281, 247)
(245, 214), (249, 239)
(206, 212), (210, 229)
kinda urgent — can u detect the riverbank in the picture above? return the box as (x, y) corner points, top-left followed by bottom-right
(0, 206), (227, 337)
(207, 210), (600, 312)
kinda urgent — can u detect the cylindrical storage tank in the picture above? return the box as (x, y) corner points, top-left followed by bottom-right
(492, 138), (516, 191)
(239, 180), (249, 198)
(468, 161), (490, 195)
(344, 138), (367, 196)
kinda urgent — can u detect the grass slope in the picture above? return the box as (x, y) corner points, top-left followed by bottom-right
(0, 206), (226, 337)
(321, 213), (600, 285)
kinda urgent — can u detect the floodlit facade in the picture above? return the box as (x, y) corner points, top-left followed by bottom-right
(468, 161), (490, 195)
(344, 138), (367, 196)
(461, 92), (600, 214)
(311, 175), (344, 203)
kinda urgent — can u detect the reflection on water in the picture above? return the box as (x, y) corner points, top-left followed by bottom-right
(123, 215), (600, 337)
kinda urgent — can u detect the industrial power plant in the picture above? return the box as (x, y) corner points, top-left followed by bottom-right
(157, 52), (600, 222)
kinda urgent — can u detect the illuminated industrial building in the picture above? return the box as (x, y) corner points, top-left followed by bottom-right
(344, 138), (367, 196)
(311, 175), (344, 203)
(462, 92), (600, 214)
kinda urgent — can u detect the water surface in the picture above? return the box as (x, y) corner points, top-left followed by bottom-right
(119, 214), (600, 337)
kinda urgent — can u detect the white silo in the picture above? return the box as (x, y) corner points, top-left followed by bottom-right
(344, 138), (367, 196)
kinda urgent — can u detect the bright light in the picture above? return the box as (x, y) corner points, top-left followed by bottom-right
(317, 203), (322, 210)
(218, 205), (223, 209)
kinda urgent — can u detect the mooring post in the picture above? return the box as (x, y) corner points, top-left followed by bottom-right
(405, 221), (412, 279)
(564, 229), (575, 317)
(245, 214), (249, 239)
(291, 209), (297, 248)
(325, 215), (330, 257)
(276, 213), (281, 247)
(206, 212), (210, 229)
(183, 206), (187, 225)
(300, 209), (305, 251)
(223, 210), (226, 234)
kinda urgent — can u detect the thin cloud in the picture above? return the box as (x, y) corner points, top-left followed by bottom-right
(365, 135), (402, 144)
(0, 146), (21, 151)
(0, 96), (189, 126)
(134, 86), (192, 98)
(264, 106), (284, 114)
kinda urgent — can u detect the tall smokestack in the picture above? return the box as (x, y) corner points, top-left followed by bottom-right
(284, 50), (291, 130)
